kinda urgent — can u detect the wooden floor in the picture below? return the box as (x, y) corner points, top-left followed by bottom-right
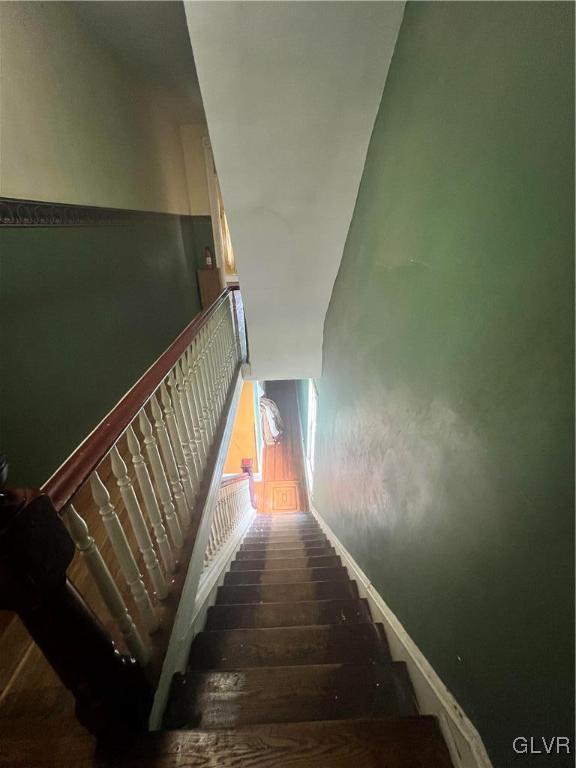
(256, 381), (308, 514)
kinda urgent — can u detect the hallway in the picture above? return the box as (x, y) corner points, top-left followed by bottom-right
(256, 381), (308, 515)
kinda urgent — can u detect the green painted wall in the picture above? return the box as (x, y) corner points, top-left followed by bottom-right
(314, 3), (574, 766)
(0, 216), (211, 487)
(180, 215), (216, 299)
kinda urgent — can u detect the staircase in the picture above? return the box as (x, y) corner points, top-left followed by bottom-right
(163, 511), (453, 767)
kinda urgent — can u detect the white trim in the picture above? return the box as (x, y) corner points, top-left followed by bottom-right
(202, 137), (225, 271)
(308, 502), (493, 768)
(149, 371), (246, 729)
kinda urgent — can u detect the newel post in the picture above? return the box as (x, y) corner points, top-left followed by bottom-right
(241, 457), (257, 509)
(0, 461), (152, 741)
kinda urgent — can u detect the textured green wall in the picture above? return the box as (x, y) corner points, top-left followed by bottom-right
(314, 3), (574, 766)
(0, 217), (206, 487)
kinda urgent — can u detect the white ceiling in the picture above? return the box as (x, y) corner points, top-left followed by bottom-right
(185, 1), (405, 380)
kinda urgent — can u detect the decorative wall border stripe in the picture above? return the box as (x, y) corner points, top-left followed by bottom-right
(0, 197), (182, 227)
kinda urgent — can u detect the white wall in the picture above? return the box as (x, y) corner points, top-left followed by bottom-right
(180, 124), (211, 216)
(0, 2), (203, 214)
(185, 1), (405, 379)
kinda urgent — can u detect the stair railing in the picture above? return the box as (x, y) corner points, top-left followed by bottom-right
(203, 475), (253, 570)
(0, 287), (248, 739)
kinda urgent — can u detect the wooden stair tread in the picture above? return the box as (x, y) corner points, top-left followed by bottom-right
(206, 598), (372, 629)
(154, 717), (454, 768)
(235, 545), (335, 560)
(188, 623), (392, 669)
(224, 566), (350, 585)
(243, 534), (327, 545)
(230, 554), (342, 571)
(216, 580), (358, 604)
(163, 662), (418, 729)
(1, 717), (452, 768)
(240, 538), (329, 550)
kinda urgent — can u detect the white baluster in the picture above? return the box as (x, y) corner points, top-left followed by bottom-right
(110, 444), (168, 600)
(229, 485), (237, 532)
(225, 490), (233, 534)
(202, 323), (217, 433)
(206, 524), (216, 563)
(150, 393), (191, 529)
(216, 321), (227, 412)
(139, 408), (184, 550)
(231, 485), (239, 531)
(213, 497), (225, 550)
(209, 317), (222, 412)
(175, 361), (202, 482)
(187, 345), (209, 460)
(182, 350), (207, 468)
(220, 313), (231, 405)
(225, 309), (238, 384)
(191, 336), (213, 448)
(126, 425), (176, 575)
(199, 325), (217, 433)
(159, 382), (195, 510)
(220, 312), (232, 402)
(207, 320), (221, 418)
(89, 471), (158, 632)
(63, 504), (150, 665)
(168, 371), (199, 490)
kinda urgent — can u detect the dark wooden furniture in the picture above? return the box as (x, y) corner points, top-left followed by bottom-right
(197, 268), (224, 310)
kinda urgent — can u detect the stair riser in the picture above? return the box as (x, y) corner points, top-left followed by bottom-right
(243, 535), (326, 545)
(188, 624), (392, 670)
(251, 518), (318, 525)
(206, 599), (372, 630)
(240, 538), (328, 550)
(248, 528), (322, 538)
(216, 581), (357, 604)
(235, 546), (335, 561)
(240, 536), (329, 549)
(224, 567), (350, 585)
(231, 555), (341, 571)
(255, 514), (312, 520)
(249, 519), (319, 528)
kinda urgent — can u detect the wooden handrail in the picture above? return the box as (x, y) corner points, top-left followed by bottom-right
(220, 474), (247, 487)
(43, 288), (239, 513)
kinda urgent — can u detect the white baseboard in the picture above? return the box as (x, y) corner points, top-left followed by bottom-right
(309, 503), (493, 768)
